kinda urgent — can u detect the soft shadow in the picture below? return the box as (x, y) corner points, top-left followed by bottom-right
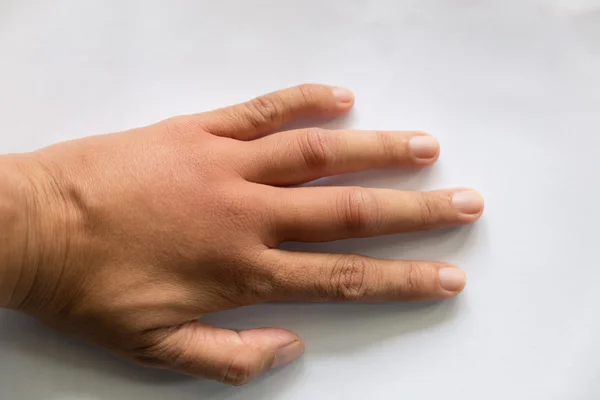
(0, 299), (459, 399)
(0, 310), (242, 399)
(193, 298), (462, 398)
(189, 358), (306, 399)
(282, 223), (479, 262)
(0, 311), (195, 383)
(307, 165), (439, 191)
(279, 110), (357, 133)
(202, 299), (461, 355)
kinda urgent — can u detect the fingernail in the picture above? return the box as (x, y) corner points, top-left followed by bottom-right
(452, 190), (484, 215)
(331, 87), (354, 104)
(409, 135), (439, 160)
(272, 341), (305, 369)
(439, 267), (467, 292)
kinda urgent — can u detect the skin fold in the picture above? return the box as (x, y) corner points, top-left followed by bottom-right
(0, 84), (483, 385)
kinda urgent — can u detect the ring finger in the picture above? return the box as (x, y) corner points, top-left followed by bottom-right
(260, 249), (467, 302)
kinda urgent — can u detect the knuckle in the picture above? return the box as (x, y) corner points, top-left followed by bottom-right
(222, 354), (254, 386)
(162, 117), (189, 137)
(246, 96), (284, 127)
(225, 262), (276, 305)
(296, 84), (318, 104)
(162, 116), (206, 137)
(219, 189), (255, 220)
(416, 193), (439, 225)
(374, 130), (397, 161)
(207, 245), (276, 306)
(297, 128), (332, 169)
(132, 334), (195, 370)
(329, 255), (370, 301)
(338, 187), (379, 233)
(402, 263), (426, 294)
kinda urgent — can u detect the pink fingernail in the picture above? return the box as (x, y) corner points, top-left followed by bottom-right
(439, 268), (467, 292)
(331, 87), (354, 104)
(452, 190), (484, 215)
(408, 135), (440, 160)
(272, 341), (305, 369)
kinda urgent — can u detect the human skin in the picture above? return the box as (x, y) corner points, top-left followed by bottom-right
(0, 84), (483, 385)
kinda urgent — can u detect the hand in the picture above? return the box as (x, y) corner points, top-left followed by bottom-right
(4, 84), (483, 385)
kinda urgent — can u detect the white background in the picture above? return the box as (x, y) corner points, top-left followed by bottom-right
(1, 1), (600, 399)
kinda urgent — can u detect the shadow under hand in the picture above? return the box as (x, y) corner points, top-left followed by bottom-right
(196, 298), (462, 398)
(279, 109), (357, 134)
(203, 299), (461, 355)
(0, 310), (210, 400)
(282, 223), (479, 265)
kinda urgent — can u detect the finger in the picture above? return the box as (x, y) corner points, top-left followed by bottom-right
(135, 323), (304, 386)
(244, 129), (439, 185)
(203, 84), (354, 140)
(269, 186), (484, 242)
(262, 250), (466, 302)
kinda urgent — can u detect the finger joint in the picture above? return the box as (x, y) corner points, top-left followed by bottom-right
(329, 255), (370, 301)
(374, 130), (398, 162)
(246, 96), (285, 128)
(401, 263), (426, 296)
(338, 187), (380, 234)
(222, 352), (253, 386)
(297, 128), (332, 170)
(296, 84), (318, 106)
(416, 193), (439, 226)
(132, 330), (195, 370)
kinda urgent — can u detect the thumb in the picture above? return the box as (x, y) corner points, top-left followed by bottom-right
(135, 322), (304, 385)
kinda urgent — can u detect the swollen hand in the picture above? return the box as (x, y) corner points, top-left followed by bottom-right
(8, 84), (483, 385)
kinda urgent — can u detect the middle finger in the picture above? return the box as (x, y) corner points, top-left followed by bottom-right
(268, 186), (484, 242)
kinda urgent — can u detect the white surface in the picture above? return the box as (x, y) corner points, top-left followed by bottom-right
(1, 1), (600, 399)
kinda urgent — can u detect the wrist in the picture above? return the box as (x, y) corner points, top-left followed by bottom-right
(0, 156), (35, 308)
(0, 153), (75, 312)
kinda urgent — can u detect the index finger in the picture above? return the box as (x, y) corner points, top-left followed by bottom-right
(260, 250), (467, 302)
